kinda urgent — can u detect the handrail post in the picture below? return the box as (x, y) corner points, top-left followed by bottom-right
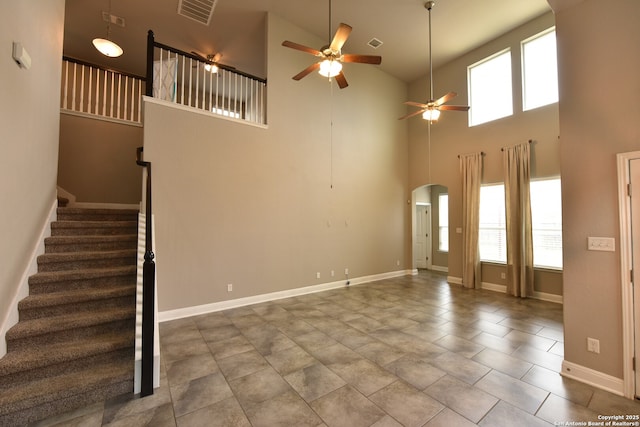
(136, 146), (155, 397)
(146, 30), (154, 97)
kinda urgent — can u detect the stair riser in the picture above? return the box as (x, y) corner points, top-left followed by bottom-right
(51, 225), (138, 237)
(45, 239), (137, 253)
(0, 379), (133, 425)
(0, 347), (134, 390)
(28, 274), (136, 295)
(19, 295), (136, 321)
(7, 318), (135, 353)
(37, 256), (137, 272)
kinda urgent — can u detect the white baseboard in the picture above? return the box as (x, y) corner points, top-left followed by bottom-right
(0, 198), (57, 357)
(430, 265), (449, 273)
(447, 276), (462, 285)
(482, 281), (507, 293)
(561, 360), (624, 396)
(159, 269), (413, 323)
(532, 291), (563, 304)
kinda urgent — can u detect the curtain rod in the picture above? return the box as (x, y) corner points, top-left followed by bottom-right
(501, 139), (533, 152)
(457, 152), (485, 159)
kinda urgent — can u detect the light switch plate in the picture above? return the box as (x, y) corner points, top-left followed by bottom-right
(587, 237), (615, 252)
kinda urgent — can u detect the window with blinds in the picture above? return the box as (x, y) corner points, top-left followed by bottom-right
(478, 179), (563, 268)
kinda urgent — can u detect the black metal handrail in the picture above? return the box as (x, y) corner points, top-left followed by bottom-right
(63, 55), (146, 81)
(136, 146), (155, 397)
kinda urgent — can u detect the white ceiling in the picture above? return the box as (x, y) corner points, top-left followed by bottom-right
(63, 0), (552, 83)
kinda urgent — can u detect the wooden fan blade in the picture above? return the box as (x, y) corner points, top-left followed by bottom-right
(341, 54), (382, 65)
(398, 108), (427, 120)
(335, 71), (348, 89)
(282, 40), (321, 56)
(293, 62), (320, 80)
(329, 23), (353, 52)
(434, 91), (457, 106)
(191, 51), (208, 62)
(439, 105), (470, 111)
(404, 101), (429, 108)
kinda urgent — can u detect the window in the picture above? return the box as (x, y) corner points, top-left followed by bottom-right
(478, 179), (563, 269)
(479, 184), (507, 263)
(438, 193), (449, 252)
(530, 178), (563, 269)
(468, 49), (513, 126)
(212, 107), (241, 119)
(522, 28), (558, 111)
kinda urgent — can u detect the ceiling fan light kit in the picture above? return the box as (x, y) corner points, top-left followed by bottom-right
(318, 59), (342, 77)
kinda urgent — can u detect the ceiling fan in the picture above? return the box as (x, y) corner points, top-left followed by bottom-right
(191, 51), (235, 73)
(399, 1), (469, 121)
(281, 1), (382, 89)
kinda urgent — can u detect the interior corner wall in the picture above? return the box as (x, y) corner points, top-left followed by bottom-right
(555, 0), (640, 380)
(143, 13), (410, 313)
(406, 11), (560, 285)
(0, 1), (65, 336)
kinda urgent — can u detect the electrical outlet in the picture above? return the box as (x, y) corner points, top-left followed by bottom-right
(316, 272), (321, 279)
(501, 273), (506, 279)
(587, 337), (600, 354)
(396, 260), (400, 266)
(331, 270), (335, 277)
(345, 268), (349, 275)
(227, 284), (233, 292)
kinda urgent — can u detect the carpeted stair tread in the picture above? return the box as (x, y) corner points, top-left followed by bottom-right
(6, 306), (135, 342)
(0, 331), (133, 378)
(56, 207), (139, 221)
(51, 220), (137, 236)
(28, 265), (137, 285)
(0, 358), (133, 416)
(45, 234), (137, 252)
(37, 249), (137, 272)
(18, 284), (135, 311)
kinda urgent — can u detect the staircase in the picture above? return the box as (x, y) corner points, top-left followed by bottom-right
(0, 207), (139, 426)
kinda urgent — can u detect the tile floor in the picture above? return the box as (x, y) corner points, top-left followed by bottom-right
(33, 271), (640, 426)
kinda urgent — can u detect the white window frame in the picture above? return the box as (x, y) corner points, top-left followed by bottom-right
(438, 193), (449, 252)
(479, 184), (507, 263)
(530, 177), (563, 269)
(522, 27), (559, 111)
(468, 49), (513, 127)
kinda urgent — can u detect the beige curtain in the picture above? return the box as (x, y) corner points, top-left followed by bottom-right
(503, 143), (534, 297)
(459, 152), (483, 289)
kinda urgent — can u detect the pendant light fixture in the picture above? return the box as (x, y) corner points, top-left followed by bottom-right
(93, 0), (123, 58)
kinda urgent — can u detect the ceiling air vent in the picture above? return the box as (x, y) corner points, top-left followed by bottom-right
(177, 0), (218, 26)
(368, 38), (383, 49)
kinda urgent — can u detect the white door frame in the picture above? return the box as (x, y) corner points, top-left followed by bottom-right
(616, 151), (640, 399)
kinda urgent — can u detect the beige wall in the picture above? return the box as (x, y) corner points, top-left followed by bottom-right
(58, 114), (142, 204)
(555, 0), (640, 379)
(0, 1), (64, 333)
(406, 11), (561, 295)
(144, 13), (409, 313)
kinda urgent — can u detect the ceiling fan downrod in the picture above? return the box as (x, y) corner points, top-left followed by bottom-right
(425, 1), (435, 102)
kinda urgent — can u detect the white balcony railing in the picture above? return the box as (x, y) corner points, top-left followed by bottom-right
(60, 57), (144, 125)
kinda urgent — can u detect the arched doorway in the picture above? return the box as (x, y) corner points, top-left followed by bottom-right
(412, 184), (449, 272)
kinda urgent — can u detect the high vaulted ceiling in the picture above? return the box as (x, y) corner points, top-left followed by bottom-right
(63, 0), (551, 83)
